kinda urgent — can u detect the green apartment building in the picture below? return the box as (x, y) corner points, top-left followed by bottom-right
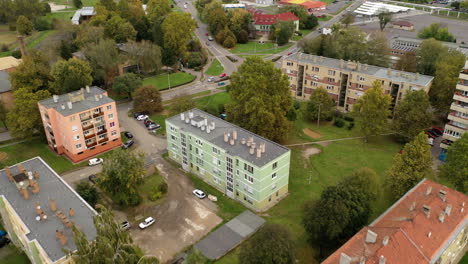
(165, 109), (291, 211)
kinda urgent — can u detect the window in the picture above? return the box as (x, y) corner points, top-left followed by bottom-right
(286, 62), (294, 66)
(85, 139), (92, 144)
(328, 70), (336, 76)
(70, 115), (76, 122)
(272, 173), (277, 179)
(170, 126), (176, 132)
(271, 183), (277, 190)
(244, 163), (254, 174)
(171, 135), (177, 140)
(107, 105), (112, 110)
(110, 122), (115, 127)
(313, 67), (320, 72)
(97, 125), (105, 131)
(212, 147), (220, 155)
(72, 125), (78, 132)
(326, 85), (333, 90)
(358, 76), (365, 81)
(95, 117), (103, 122)
(327, 77), (335, 83)
(84, 130), (90, 135)
(74, 134), (80, 141)
(244, 174), (254, 184)
(358, 84), (364, 89)
(312, 81), (318, 87)
(76, 144), (82, 149)
(272, 162), (278, 169)
(195, 138), (203, 146)
(108, 113), (113, 119)
(111, 130), (117, 136)
(98, 134), (106, 139)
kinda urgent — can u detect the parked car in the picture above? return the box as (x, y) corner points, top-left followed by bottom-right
(218, 82), (226, 86)
(88, 158), (103, 166)
(144, 119), (153, 125)
(425, 131), (436, 139)
(426, 130), (439, 138)
(0, 237), (11, 248)
(441, 139), (453, 146)
(88, 174), (97, 184)
(133, 112), (142, 119)
(287, 52), (293, 56)
(148, 124), (161, 130)
(145, 121), (155, 127)
(430, 128), (442, 136)
(219, 73), (227, 78)
(205, 32), (209, 36)
(192, 189), (206, 199)
(139, 217), (155, 229)
(124, 131), (133, 139)
(208, 36), (214, 41)
(137, 114), (149, 121)
(122, 140), (134, 149)
(121, 221), (131, 230)
(432, 126), (443, 134)
(208, 76), (215, 82)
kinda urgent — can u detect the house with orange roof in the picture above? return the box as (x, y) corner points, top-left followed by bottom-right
(322, 178), (468, 264)
(252, 12), (300, 35)
(278, 0), (326, 13)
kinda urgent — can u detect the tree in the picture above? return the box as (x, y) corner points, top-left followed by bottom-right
(305, 87), (335, 122)
(99, 0), (117, 11)
(6, 88), (50, 139)
(16, 15), (33, 35)
(112, 73), (142, 99)
(341, 13), (355, 27)
(366, 32), (390, 67)
(205, 2), (229, 36)
(392, 90), (432, 143)
(352, 80), (391, 142)
(73, 0), (83, 9)
(99, 149), (145, 206)
(9, 50), (51, 92)
(395, 51), (418, 72)
(75, 24), (105, 48)
(303, 14), (318, 30)
(162, 13), (196, 56)
(76, 182), (98, 207)
(429, 50), (465, 114)
(386, 132), (432, 199)
(239, 224), (295, 264)
(147, 0), (171, 21)
(279, 5), (308, 28)
(104, 15), (137, 43)
(0, 101), (8, 130)
(417, 38), (448, 76)
(377, 9), (392, 31)
(69, 206), (159, 264)
(271, 20), (295, 46)
(226, 57), (292, 142)
(124, 40), (162, 74)
(84, 38), (121, 87)
(49, 58), (93, 94)
(228, 9), (251, 40)
(186, 249), (209, 264)
(168, 94), (196, 115)
(418, 23), (455, 42)
(440, 134), (468, 193)
(133, 85), (163, 114)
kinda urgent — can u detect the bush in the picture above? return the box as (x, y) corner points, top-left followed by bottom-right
(237, 30), (249, 44)
(76, 182), (99, 207)
(218, 104), (225, 114)
(293, 100), (301, 110)
(344, 115), (354, 122)
(347, 122), (355, 130)
(334, 118), (345, 128)
(158, 182), (168, 194)
(226, 56), (238, 62)
(8, 23), (16, 31)
(34, 17), (52, 31)
(223, 36), (236, 48)
(148, 190), (163, 201)
(0, 44), (8, 52)
(325, 115), (333, 121)
(202, 104), (219, 116)
(11, 50), (22, 59)
(333, 110), (343, 119)
(187, 52), (204, 68)
(42, 2), (51, 13)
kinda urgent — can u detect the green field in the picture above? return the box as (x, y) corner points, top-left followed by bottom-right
(44, 11), (75, 23)
(51, 0), (98, 6)
(230, 41), (293, 55)
(142, 72), (196, 90)
(195, 92), (230, 109)
(205, 58), (224, 76)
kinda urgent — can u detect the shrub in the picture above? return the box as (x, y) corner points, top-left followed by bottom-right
(325, 115), (333, 121)
(42, 2), (51, 13)
(334, 118), (345, 128)
(333, 110), (343, 119)
(76, 182), (99, 207)
(218, 104), (225, 114)
(237, 30), (249, 44)
(8, 23), (16, 31)
(11, 50), (22, 59)
(0, 44), (8, 52)
(293, 100), (301, 110)
(226, 56), (238, 62)
(223, 36), (236, 48)
(203, 104), (219, 116)
(347, 122), (355, 130)
(148, 190), (163, 201)
(34, 17), (52, 31)
(187, 52), (204, 68)
(158, 182), (168, 194)
(344, 115), (354, 122)
(271, 56), (282, 62)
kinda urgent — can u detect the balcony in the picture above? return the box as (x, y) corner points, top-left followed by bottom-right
(97, 129), (107, 135)
(82, 123), (93, 130)
(84, 133), (96, 140)
(447, 121), (467, 130)
(80, 115), (92, 121)
(460, 72), (468, 81)
(456, 83), (468, 92)
(450, 103), (468, 114)
(98, 137), (108, 144)
(453, 92), (468, 103)
(93, 112), (104, 118)
(448, 112), (468, 122)
(86, 141), (97, 148)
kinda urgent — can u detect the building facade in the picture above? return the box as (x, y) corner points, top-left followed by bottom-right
(38, 86), (122, 163)
(440, 60), (468, 153)
(166, 109), (291, 212)
(0, 157), (97, 264)
(282, 53), (434, 112)
(252, 12), (300, 34)
(0, 56), (22, 109)
(323, 178), (468, 264)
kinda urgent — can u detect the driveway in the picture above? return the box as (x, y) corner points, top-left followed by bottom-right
(61, 165), (102, 187)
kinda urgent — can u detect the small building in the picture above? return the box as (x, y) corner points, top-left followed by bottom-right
(0, 157), (97, 264)
(0, 56), (22, 109)
(392, 20), (414, 31)
(354, 2), (413, 17)
(38, 87), (122, 163)
(252, 12), (300, 34)
(322, 178), (468, 264)
(278, 0), (326, 13)
(222, 3), (246, 9)
(165, 109), (291, 212)
(71, 7), (96, 25)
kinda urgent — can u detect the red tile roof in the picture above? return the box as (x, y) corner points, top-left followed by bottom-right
(322, 179), (468, 264)
(253, 11), (299, 25)
(393, 20), (414, 27)
(299, 1), (327, 9)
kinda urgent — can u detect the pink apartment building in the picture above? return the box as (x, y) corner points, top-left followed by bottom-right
(38, 86), (122, 163)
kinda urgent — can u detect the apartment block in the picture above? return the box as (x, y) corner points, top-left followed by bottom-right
(282, 53), (434, 112)
(0, 157), (97, 264)
(38, 86), (122, 163)
(440, 60), (468, 153)
(323, 178), (468, 264)
(165, 109), (291, 212)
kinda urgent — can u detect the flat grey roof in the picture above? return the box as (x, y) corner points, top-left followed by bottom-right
(39, 86), (114, 117)
(166, 109), (290, 167)
(194, 210), (265, 260)
(286, 53), (434, 87)
(0, 157), (97, 262)
(0, 71), (11, 93)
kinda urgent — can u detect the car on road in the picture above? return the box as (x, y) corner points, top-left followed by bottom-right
(208, 36), (214, 41)
(287, 52), (293, 56)
(192, 189), (206, 199)
(124, 131), (133, 139)
(137, 114), (149, 121)
(183, 4), (187, 8)
(88, 158), (103, 166)
(88, 174), (98, 184)
(219, 73), (227, 78)
(122, 139), (134, 149)
(133, 112), (142, 119)
(139, 217), (155, 229)
(218, 82), (226, 86)
(148, 124), (161, 130)
(207, 76), (215, 82)
(121, 221), (131, 230)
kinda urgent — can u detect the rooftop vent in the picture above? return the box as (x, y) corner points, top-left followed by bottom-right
(56, 230), (68, 246)
(439, 211), (445, 223)
(365, 229), (377, 243)
(229, 138), (235, 146)
(20, 187), (29, 200)
(5, 166), (13, 182)
(426, 186), (432, 195)
(53, 95), (59, 103)
(33, 171), (39, 179)
(339, 253), (351, 264)
(256, 147), (262, 158)
(249, 147), (255, 155)
(61, 104), (66, 110)
(233, 130), (238, 140)
(189, 111), (194, 119)
(86, 85), (90, 93)
(422, 205), (431, 218)
(50, 199), (57, 212)
(180, 113), (185, 121)
(410, 201), (416, 211)
(224, 132), (229, 143)
(94, 95), (99, 102)
(241, 138), (246, 145)
(379, 255), (386, 264)
(439, 190), (447, 202)
(383, 236), (389, 246)
(69, 208), (75, 217)
(428, 231), (432, 238)
(445, 204), (452, 216)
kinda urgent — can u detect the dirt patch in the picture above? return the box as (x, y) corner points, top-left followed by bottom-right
(303, 128), (321, 139)
(302, 147), (321, 159)
(0, 152), (8, 161)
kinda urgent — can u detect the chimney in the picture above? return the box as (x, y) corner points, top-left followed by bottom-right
(410, 201), (416, 211)
(80, 87), (84, 94)
(246, 140), (251, 147)
(445, 204), (452, 216)
(67, 101), (72, 109)
(69, 208), (75, 217)
(189, 111), (194, 119)
(95, 95), (99, 102)
(261, 143), (266, 153)
(18, 164), (25, 173)
(230, 138), (235, 146)
(50, 199), (57, 212)
(56, 230), (68, 246)
(357, 62), (361, 71)
(31, 181), (40, 194)
(256, 148), (261, 158)
(224, 132), (229, 143)
(61, 104), (65, 110)
(233, 130), (238, 140)
(181, 113), (185, 120)
(426, 186), (432, 195)
(365, 229), (377, 243)
(251, 142), (256, 149)
(422, 205), (431, 218)
(28, 173), (34, 186)
(241, 138), (246, 145)
(33, 171), (39, 179)
(249, 147), (255, 155)
(379, 255), (386, 264)
(5, 166), (13, 182)
(439, 190), (447, 202)
(86, 85), (90, 93)
(185, 118), (190, 124)
(21, 188), (29, 200)
(382, 236), (389, 246)
(438, 211), (445, 223)
(339, 253), (351, 264)
(99, 94), (103, 99)
(53, 95), (59, 103)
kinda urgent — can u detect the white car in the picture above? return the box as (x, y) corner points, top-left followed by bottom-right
(207, 77), (215, 82)
(192, 189), (206, 199)
(137, 114), (148, 121)
(138, 217), (155, 229)
(88, 158), (103, 166)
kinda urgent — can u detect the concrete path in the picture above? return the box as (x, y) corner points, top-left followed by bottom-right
(0, 131), (12, 142)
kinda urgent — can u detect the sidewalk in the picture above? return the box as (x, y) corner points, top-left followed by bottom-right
(0, 131), (12, 142)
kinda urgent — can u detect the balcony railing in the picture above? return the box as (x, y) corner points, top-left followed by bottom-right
(449, 112), (468, 120)
(97, 129), (107, 135)
(98, 138), (108, 144)
(84, 133), (96, 140)
(80, 115), (92, 121)
(455, 91), (468, 98)
(86, 141), (97, 148)
(93, 112), (104, 118)
(448, 121), (468, 130)
(82, 124), (93, 130)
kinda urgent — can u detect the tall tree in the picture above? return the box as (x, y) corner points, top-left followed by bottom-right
(226, 56), (293, 142)
(49, 58), (93, 94)
(9, 50), (51, 92)
(124, 40), (162, 74)
(439, 134), (468, 193)
(392, 90), (432, 143)
(352, 80), (391, 142)
(341, 13), (355, 27)
(0, 101), (8, 130)
(162, 13), (196, 56)
(395, 51), (418, 72)
(76, 182), (98, 207)
(73, 0), (83, 9)
(6, 88), (50, 139)
(69, 206), (159, 264)
(270, 20), (295, 46)
(366, 31), (390, 67)
(74, 25), (105, 48)
(205, 2), (229, 36)
(104, 15), (137, 43)
(418, 23), (456, 42)
(16, 15), (33, 35)
(132, 86), (163, 114)
(147, 0), (171, 21)
(386, 132), (432, 199)
(99, 0), (117, 11)
(99, 149), (145, 206)
(112, 73), (142, 99)
(377, 10), (392, 31)
(84, 38), (121, 87)
(429, 50), (466, 114)
(303, 14), (319, 30)
(239, 224), (295, 264)
(417, 38), (448, 76)
(305, 87), (335, 122)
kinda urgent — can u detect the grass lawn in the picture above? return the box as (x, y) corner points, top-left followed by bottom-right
(44, 11), (75, 22)
(0, 25), (17, 45)
(205, 58), (224, 76)
(317, 15), (333, 21)
(461, 253), (468, 264)
(139, 171), (167, 205)
(230, 41), (293, 55)
(292, 29), (313, 41)
(1, 249), (31, 264)
(195, 92), (230, 110)
(142, 72), (195, 90)
(51, 0), (98, 6)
